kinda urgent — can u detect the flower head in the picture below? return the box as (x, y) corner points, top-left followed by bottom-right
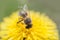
(0, 11), (59, 40)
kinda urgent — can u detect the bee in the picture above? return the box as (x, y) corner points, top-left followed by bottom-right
(17, 10), (32, 29)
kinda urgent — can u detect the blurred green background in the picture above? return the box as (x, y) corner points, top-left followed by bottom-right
(0, 0), (60, 37)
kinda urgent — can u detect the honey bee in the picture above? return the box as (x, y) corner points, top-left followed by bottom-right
(17, 10), (32, 29)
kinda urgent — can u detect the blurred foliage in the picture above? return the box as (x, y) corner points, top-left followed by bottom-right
(0, 0), (60, 38)
(0, 0), (18, 22)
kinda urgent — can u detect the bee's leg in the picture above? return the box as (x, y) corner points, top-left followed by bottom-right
(17, 20), (21, 24)
(17, 20), (23, 27)
(17, 19), (23, 24)
(17, 18), (24, 24)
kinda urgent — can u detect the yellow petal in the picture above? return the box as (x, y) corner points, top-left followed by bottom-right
(0, 11), (59, 40)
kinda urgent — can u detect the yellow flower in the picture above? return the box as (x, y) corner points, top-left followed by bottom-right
(0, 11), (59, 40)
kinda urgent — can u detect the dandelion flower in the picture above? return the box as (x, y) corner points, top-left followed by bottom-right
(0, 11), (59, 40)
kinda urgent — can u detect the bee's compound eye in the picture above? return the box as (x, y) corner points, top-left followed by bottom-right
(24, 18), (31, 25)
